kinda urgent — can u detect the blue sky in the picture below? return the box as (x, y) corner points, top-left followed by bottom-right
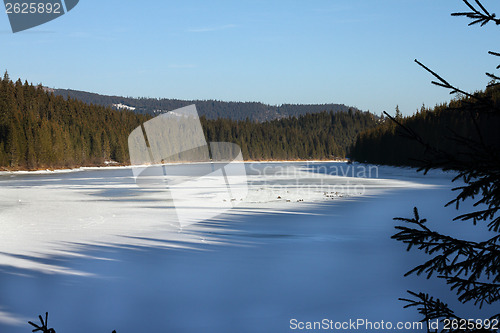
(1, 0), (498, 116)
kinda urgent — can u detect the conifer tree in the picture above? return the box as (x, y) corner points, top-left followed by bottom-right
(388, 1), (500, 330)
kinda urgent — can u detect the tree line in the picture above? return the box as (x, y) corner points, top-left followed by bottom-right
(385, 0), (500, 325)
(0, 73), (150, 169)
(201, 109), (377, 161)
(350, 86), (500, 167)
(0, 73), (378, 170)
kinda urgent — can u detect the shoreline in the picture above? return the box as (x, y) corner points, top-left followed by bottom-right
(0, 159), (350, 175)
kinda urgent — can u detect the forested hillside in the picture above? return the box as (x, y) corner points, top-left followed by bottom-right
(51, 88), (361, 122)
(350, 86), (500, 166)
(0, 74), (377, 170)
(202, 110), (377, 160)
(0, 74), (150, 169)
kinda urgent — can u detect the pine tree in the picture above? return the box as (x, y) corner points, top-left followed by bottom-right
(389, 1), (500, 329)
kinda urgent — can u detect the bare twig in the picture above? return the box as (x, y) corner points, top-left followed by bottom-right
(451, 0), (500, 26)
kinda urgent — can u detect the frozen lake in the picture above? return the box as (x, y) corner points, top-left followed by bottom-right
(0, 162), (496, 332)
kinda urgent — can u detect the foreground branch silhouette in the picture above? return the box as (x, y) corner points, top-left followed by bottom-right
(28, 313), (55, 333)
(390, 1), (500, 331)
(27, 312), (116, 333)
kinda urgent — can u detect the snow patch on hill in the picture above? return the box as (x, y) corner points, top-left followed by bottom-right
(112, 103), (136, 111)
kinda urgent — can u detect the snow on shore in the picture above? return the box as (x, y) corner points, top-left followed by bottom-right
(0, 162), (438, 275)
(0, 162), (470, 332)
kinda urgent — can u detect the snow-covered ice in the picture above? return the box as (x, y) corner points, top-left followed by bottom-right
(0, 162), (496, 332)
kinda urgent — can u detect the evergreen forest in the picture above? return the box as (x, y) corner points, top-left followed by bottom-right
(0, 73), (378, 170)
(350, 86), (500, 167)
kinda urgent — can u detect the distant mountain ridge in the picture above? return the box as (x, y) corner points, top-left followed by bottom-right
(0, 76), (377, 170)
(49, 88), (362, 121)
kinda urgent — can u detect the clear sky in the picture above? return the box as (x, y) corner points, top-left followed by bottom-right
(1, 0), (498, 116)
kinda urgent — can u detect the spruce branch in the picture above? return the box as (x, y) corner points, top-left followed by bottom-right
(393, 208), (500, 309)
(400, 290), (457, 321)
(390, 0), (500, 327)
(451, 0), (500, 26)
(28, 312), (55, 333)
(400, 291), (499, 332)
(414, 59), (476, 99)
